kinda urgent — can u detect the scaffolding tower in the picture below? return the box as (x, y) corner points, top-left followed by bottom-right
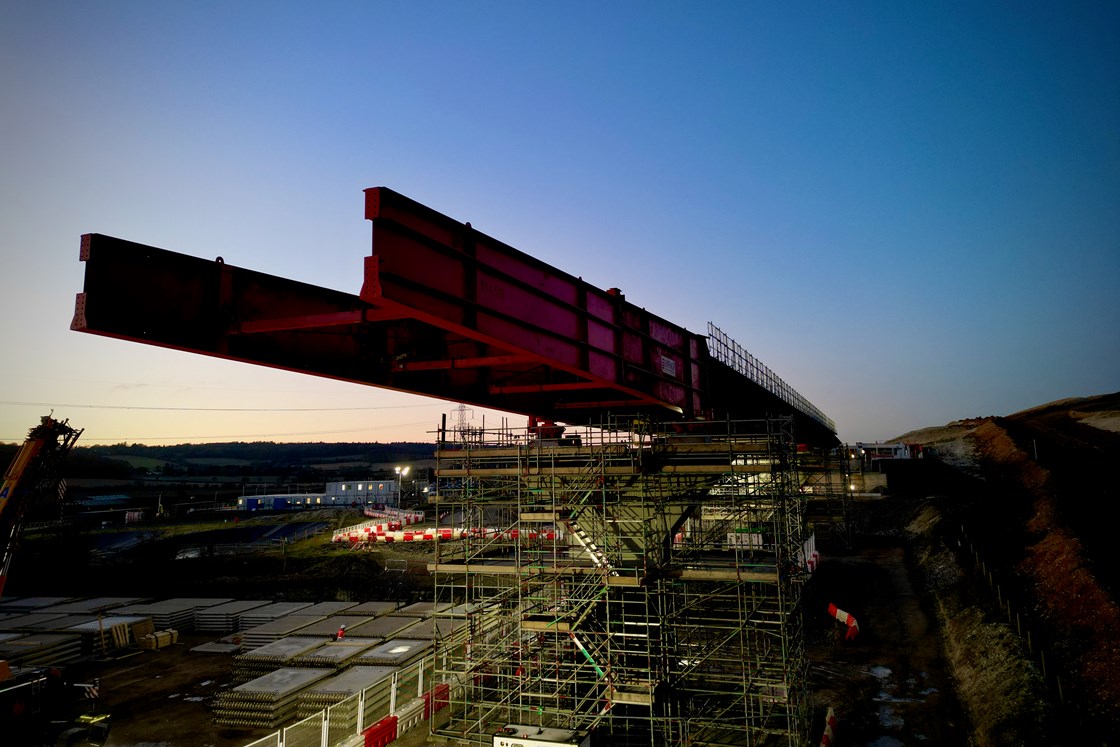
(429, 415), (820, 746)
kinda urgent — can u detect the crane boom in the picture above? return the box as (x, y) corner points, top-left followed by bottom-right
(0, 415), (82, 596)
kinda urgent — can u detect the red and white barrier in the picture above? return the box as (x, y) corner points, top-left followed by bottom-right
(364, 507), (425, 524)
(819, 706), (837, 746)
(828, 603), (859, 640)
(799, 534), (820, 573)
(332, 523), (566, 545)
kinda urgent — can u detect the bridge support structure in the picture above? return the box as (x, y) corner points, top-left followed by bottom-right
(429, 415), (819, 746)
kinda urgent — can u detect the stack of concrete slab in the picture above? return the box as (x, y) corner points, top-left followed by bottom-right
(0, 633), (83, 666)
(113, 598), (232, 632)
(297, 601), (357, 617)
(239, 602), (313, 629)
(240, 615), (324, 650)
(66, 616), (151, 654)
(0, 597), (76, 614)
(42, 616), (106, 634)
(346, 615), (421, 640)
(346, 601), (400, 617)
(395, 616), (466, 641)
(195, 600), (271, 634)
(291, 637), (380, 669)
(391, 601), (453, 618)
(37, 597), (146, 615)
(0, 613), (70, 633)
(233, 637), (325, 683)
(295, 665), (397, 719)
(288, 615), (374, 639)
(352, 638), (432, 667)
(213, 667), (333, 728)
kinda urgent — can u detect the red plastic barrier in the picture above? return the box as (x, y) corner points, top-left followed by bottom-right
(819, 706), (837, 746)
(423, 683), (450, 719)
(827, 603), (859, 640)
(363, 715), (398, 747)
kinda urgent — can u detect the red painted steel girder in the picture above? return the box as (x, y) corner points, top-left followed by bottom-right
(359, 187), (704, 418)
(71, 187), (837, 443)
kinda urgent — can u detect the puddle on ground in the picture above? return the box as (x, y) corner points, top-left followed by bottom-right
(877, 703), (905, 729)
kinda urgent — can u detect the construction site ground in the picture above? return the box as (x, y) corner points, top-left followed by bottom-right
(804, 534), (967, 744)
(14, 392), (1119, 745)
(70, 524), (961, 747)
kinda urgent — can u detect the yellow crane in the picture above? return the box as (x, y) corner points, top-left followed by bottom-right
(0, 414), (82, 597)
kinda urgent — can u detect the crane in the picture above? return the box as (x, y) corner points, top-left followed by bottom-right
(0, 414), (82, 597)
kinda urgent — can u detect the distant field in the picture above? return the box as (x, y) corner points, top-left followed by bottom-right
(305, 460), (381, 470)
(110, 455), (169, 470)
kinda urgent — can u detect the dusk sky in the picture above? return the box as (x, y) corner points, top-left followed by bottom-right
(2, 2), (1117, 447)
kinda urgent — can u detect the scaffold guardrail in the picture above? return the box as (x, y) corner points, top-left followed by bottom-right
(707, 322), (836, 433)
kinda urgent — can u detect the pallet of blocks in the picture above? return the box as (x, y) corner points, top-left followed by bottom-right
(213, 667), (334, 728)
(137, 629), (179, 650)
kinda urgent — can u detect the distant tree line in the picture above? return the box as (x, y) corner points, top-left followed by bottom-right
(1, 440), (435, 481)
(83, 440), (434, 464)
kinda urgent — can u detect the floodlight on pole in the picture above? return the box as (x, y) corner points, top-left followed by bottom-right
(395, 465), (410, 507)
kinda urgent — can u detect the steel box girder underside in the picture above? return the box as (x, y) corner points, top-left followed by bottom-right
(71, 187), (836, 443)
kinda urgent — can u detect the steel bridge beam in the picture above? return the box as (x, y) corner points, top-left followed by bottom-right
(71, 187), (837, 444)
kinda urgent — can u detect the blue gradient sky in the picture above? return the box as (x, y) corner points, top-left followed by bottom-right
(2, 2), (1117, 446)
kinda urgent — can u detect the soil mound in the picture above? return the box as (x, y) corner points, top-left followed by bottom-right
(902, 391), (1120, 737)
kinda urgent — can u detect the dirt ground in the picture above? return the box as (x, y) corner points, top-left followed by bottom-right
(78, 636), (273, 747)
(71, 533), (961, 747)
(805, 536), (967, 745)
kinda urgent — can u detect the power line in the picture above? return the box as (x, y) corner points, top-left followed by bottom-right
(0, 400), (439, 413)
(2, 421), (439, 443)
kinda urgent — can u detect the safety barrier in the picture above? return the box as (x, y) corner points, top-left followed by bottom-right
(827, 603), (859, 640)
(241, 734), (282, 747)
(392, 696), (425, 735)
(362, 715), (397, 747)
(332, 523), (563, 545)
(819, 706), (837, 745)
